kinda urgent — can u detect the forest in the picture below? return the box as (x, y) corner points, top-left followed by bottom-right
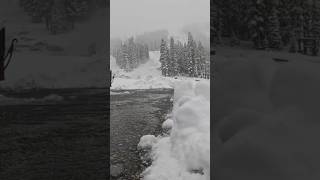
(19, 0), (106, 34)
(112, 37), (150, 72)
(212, 0), (320, 51)
(160, 33), (210, 79)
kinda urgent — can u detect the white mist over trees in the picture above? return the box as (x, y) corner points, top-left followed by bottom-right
(135, 30), (169, 51)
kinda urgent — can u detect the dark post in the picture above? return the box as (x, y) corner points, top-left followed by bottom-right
(0, 27), (5, 81)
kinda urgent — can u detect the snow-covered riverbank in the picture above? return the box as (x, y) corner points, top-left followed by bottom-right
(138, 80), (210, 180)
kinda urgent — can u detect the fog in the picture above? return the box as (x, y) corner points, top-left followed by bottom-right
(110, 0), (209, 39)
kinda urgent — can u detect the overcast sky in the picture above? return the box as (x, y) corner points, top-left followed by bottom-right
(110, 0), (209, 39)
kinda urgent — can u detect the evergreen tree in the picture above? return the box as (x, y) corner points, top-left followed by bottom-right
(267, 7), (282, 49)
(197, 42), (206, 78)
(159, 39), (169, 76)
(128, 37), (138, 69)
(169, 37), (178, 76)
(50, 0), (69, 34)
(312, 0), (320, 38)
(65, 0), (89, 29)
(176, 42), (185, 76)
(187, 32), (196, 77)
(122, 44), (130, 72)
(163, 45), (170, 77)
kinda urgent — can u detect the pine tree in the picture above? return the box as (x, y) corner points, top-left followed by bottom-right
(312, 0), (320, 38)
(186, 32), (196, 77)
(160, 39), (169, 76)
(145, 45), (149, 59)
(168, 37), (178, 77)
(122, 44), (130, 72)
(197, 42), (206, 78)
(182, 43), (189, 75)
(50, 0), (69, 34)
(267, 7), (282, 49)
(65, 0), (89, 29)
(176, 41), (184, 76)
(127, 37), (137, 69)
(247, 0), (267, 49)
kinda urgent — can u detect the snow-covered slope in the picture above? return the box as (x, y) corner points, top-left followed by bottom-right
(111, 51), (204, 90)
(111, 51), (172, 89)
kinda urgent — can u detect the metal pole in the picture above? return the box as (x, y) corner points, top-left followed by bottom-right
(0, 27), (5, 81)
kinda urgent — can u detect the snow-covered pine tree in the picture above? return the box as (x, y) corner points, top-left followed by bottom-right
(159, 39), (168, 76)
(163, 45), (170, 77)
(65, 0), (89, 30)
(197, 41), (206, 78)
(136, 44), (140, 63)
(145, 45), (149, 60)
(187, 32), (196, 77)
(169, 37), (178, 77)
(122, 44), (130, 72)
(311, 0), (320, 38)
(247, 0), (267, 49)
(194, 45), (200, 78)
(182, 42), (189, 75)
(50, 0), (69, 34)
(267, 6), (282, 49)
(176, 41), (184, 76)
(128, 37), (137, 69)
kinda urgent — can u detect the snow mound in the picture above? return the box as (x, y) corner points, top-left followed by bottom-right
(138, 135), (158, 150)
(162, 119), (174, 130)
(139, 80), (210, 180)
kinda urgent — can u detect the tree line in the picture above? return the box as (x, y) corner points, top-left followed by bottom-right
(112, 37), (150, 72)
(160, 32), (210, 79)
(212, 0), (320, 50)
(19, 0), (106, 34)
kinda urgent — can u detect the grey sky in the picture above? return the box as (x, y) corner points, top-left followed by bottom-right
(110, 0), (209, 39)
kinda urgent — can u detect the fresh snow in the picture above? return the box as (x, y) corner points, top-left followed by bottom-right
(138, 80), (210, 180)
(110, 51), (204, 90)
(161, 118), (174, 130)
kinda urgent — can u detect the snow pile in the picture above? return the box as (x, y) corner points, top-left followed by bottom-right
(138, 80), (210, 180)
(138, 135), (158, 150)
(161, 119), (174, 131)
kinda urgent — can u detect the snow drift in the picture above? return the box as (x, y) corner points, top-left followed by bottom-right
(138, 80), (210, 180)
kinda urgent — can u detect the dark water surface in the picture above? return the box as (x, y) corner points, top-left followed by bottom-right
(0, 88), (173, 180)
(0, 88), (108, 180)
(110, 89), (173, 180)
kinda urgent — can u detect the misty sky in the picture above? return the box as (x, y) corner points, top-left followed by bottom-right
(111, 0), (209, 39)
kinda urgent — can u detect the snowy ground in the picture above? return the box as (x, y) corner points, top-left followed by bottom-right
(138, 80), (210, 180)
(110, 51), (204, 90)
(213, 46), (320, 179)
